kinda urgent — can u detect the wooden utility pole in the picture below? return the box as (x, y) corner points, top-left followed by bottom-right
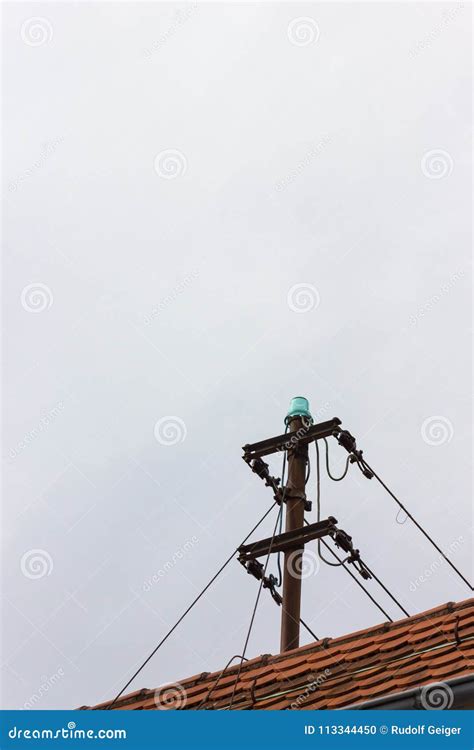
(241, 400), (341, 653)
(280, 415), (309, 652)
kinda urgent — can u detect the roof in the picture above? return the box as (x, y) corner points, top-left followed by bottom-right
(85, 597), (474, 710)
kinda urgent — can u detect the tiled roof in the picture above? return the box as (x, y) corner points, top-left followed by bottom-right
(85, 597), (474, 710)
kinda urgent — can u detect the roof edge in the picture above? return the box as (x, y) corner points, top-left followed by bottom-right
(343, 673), (474, 710)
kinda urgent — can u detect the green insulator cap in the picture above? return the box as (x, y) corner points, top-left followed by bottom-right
(285, 396), (313, 425)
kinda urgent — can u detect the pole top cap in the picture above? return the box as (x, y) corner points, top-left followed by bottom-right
(285, 396), (313, 425)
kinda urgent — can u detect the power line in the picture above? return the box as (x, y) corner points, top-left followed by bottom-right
(196, 655), (248, 709)
(318, 537), (393, 622)
(359, 456), (473, 592)
(323, 437), (350, 481)
(361, 560), (409, 617)
(276, 448), (288, 587)
(228, 505), (283, 709)
(304, 515), (395, 623)
(108, 502), (278, 709)
(313, 441), (408, 618)
(315, 441), (345, 567)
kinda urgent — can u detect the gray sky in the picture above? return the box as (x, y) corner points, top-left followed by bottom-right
(2, 1), (472, 710)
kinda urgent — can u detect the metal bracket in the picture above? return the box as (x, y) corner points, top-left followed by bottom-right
(238, 517), (337, 563)
(284, 488), (312, 512)
(248, 457), (312, 510)
(242, 418), (342, 462)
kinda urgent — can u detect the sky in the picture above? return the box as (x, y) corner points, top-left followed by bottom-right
(2, 1), (472, 710)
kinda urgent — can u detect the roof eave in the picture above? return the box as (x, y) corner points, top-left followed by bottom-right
(342, 674), (474, 711)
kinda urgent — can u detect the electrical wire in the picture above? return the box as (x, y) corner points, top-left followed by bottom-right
(108, 501), (278, 709)
(359, 456), (473, 592)
(228, 504), (284, 709)
(323, 437), (350, 481)
(315, 441), (346, 567)
(313, 441), (408, 618)
(196, 655), (248, 709)
(303, 515), (394, 623)
(318, 537), (393, 622)
(276, 447), (288, 588)
(361, 560), (409, 617)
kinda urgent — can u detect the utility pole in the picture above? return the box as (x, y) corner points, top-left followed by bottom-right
(240, 401), (358, 654)
(280, 400), (311, 652)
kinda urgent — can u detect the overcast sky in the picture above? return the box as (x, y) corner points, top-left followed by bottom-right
(2, 1), (472, 710)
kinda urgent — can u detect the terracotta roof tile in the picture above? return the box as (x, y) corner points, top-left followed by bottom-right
(88, 598), (474, 711)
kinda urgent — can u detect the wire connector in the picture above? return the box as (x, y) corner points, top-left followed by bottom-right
(330, 528), (372, 580)
(335, 430), (374, 479)
(240, 559), (282, 606)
